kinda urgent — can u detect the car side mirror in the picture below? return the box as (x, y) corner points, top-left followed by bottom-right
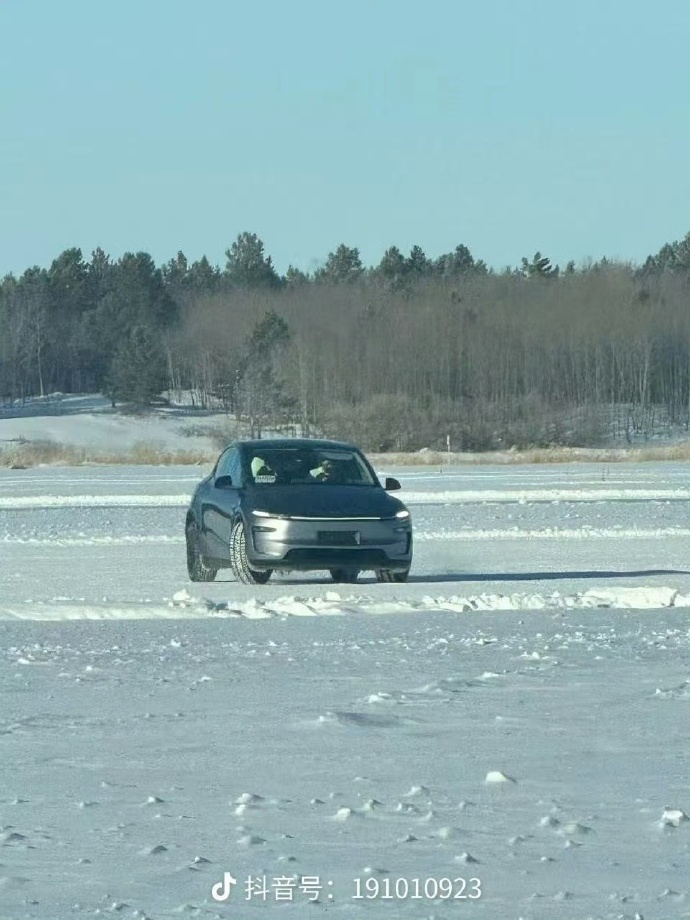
(384, 477), (401, 491)
(215, 474), (234, 489)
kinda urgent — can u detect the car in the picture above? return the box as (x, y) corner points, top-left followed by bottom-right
(185, 438), (413, 585)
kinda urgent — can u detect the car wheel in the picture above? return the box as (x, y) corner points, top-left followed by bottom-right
(376, 568), (410, 583)
(230, 520), (273, 585)
(186, 522), (218, 582)
(329, 568), (360, 584)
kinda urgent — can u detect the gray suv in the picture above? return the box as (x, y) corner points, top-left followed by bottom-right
(185, 438), (412, 584)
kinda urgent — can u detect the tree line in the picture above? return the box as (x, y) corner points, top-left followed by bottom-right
(0, 232), (688, 450)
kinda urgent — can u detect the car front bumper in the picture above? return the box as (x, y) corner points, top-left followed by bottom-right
(246, 514), (412, 572)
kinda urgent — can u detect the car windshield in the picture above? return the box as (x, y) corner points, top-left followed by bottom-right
(245, 447), (377, 486)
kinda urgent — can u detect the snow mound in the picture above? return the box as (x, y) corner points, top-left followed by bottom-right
(404, 785), (430, 798)
(558, 821), (593, 836)
(0, 832), (28, 844)
(436, 825), (461, 840)
(237, 834), (266, 846)
(361, 798), (382, 812)
(139, 844), (168, 856)
(583, 586), (678, 608)
(660, 808), (688, 827)
(539, 815), (560, 827)
(234, 792), (264, 805)
(455, 852), (479, 864)
(485, 770), (517, 784)
(333, 807), (357, 821)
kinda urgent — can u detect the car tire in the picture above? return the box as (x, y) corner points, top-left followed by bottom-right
(186, 522), (218, 582)
(376, 568), (410, 583)
(329, 568), (360, 584)
(230, 520), (273, 585)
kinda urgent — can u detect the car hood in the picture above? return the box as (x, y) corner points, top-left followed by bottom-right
(246, 484), (406, 519)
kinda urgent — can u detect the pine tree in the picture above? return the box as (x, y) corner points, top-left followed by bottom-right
(520, 251), (558, 278)
(377, 246), (409, 290)
(236, 311), (295, 436)
(105, 325), (168, 406)
(406, 244), (432, 278)
(225, 232), (281, 288)
(315, 244), (364, 283)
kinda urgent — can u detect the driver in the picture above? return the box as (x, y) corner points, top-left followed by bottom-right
(314, 459), (338, 482)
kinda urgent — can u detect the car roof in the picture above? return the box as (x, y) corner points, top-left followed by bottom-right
(236, 438), (361, 452)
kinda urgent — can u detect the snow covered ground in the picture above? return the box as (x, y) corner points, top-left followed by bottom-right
(0, 462), (688, 919)
(2, 395), (688, 462)
(0, 395), (224, 456)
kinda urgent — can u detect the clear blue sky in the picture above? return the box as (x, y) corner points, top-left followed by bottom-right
(1, 0), (688, 276)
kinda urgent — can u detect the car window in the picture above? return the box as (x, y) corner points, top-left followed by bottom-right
(246, 447), (376, 486)
(228, 450), (244, 487)
(216, 447), (238, 481)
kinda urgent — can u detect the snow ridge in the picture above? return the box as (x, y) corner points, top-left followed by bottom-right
(0, 585), (684, 621)
(3, 526), (688, 546)
(0, 486), (687, 510)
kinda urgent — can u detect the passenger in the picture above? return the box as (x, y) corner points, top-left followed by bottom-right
(251, 456), (275, 481)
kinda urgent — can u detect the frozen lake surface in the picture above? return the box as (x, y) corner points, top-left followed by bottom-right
(0, 462), (688, 918)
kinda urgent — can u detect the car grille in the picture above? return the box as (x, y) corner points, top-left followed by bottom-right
(283, 548), (389, 565)
(317, 530), (360, 546)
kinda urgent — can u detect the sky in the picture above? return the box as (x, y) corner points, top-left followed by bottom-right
(1, 0), (688, 276)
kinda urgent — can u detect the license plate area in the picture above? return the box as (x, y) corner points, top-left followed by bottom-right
(317, 530), (360, 546)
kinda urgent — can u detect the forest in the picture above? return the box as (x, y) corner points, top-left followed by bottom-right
(0, 232), (688, 451)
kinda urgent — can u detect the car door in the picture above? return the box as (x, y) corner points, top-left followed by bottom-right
(202, 447), (243, 560)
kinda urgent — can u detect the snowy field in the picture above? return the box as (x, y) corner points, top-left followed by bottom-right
(0, 395), (221, 455)
(2, 395), (688, 465)
(0, 462), (689, 919)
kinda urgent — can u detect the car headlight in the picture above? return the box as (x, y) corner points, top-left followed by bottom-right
(394, 509), (410, 519)
(252, 510), (272, 518)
